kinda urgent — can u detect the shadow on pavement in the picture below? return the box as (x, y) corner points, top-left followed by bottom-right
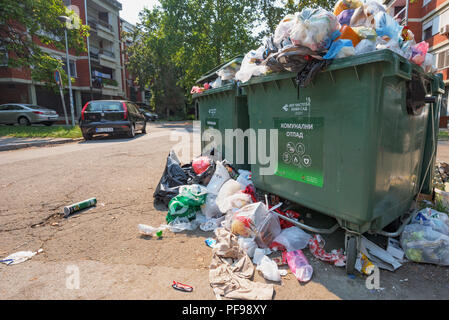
(78, 132), (147, 144)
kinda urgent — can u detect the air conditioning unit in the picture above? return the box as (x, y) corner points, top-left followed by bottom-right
(440, 25), (449, 35)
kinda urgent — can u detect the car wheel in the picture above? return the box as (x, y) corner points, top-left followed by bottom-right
(142, 122), (147, 134)
(18, 117), (31, 126)
(83, 132), (92, 141)
(128, 124), (136, 138)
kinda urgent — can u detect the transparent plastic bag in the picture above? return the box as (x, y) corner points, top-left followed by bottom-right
(201, 193), (221, 219)
(413, 208), (449, 236)
(290, 8), (341, 52)
(375, 11), (403, 42)
(355, 39), (376, 55)
(230, 203), (261, 237)
(411, 41), (429, 66)
(256, 256), (281, 282)
(235, 47), (268, 83)
(255, 211), (282, 248)
(273, 14), (296, 47)
(401, 223), (449, 266)
(218, 193), (252, 214)
(238, 236), (258, 258)
(272, 227), (312, 252)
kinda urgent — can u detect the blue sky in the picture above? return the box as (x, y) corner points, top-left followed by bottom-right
(119, 0), (159, 25)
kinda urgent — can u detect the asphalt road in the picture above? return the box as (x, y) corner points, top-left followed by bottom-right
(0, 122), (448, 300)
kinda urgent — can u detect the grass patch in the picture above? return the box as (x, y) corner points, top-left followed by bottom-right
(438, 130), (449, 140)
(0, 125), (82, 139)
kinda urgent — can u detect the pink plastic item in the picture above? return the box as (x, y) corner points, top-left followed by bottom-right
(283, 250), (313, 282)
(411, 41), (429, 66)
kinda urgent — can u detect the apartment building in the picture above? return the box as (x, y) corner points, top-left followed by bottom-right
(0, 0), (146, 121)
(384, 0), (449, 126)
(120, 18), (149, 104)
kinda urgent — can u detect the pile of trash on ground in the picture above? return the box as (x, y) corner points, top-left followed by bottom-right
(435, 162), (449, 191)
(191, 0), (434, 94)
(140, 151), (449, 300)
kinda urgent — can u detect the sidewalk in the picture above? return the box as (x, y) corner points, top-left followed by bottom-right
(0, 136), (82, 152)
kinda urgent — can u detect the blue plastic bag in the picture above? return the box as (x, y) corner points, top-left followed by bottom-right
(323, 39), (354, 60)
(375, 12), (403, 42)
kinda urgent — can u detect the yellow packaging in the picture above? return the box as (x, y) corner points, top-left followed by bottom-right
(355, 253), (375, 275)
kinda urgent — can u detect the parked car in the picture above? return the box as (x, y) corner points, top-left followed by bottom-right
(135, 103), (158, 121)
(80, 100), (147, 140)
(0, 103), (59, 126)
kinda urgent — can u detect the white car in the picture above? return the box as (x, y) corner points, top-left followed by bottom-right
(0, 103), (59, 126)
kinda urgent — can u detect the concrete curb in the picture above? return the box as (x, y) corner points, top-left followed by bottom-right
(0, 138), (84, 152)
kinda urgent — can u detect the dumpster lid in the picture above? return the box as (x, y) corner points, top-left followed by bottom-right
(196, 55), (244, 84)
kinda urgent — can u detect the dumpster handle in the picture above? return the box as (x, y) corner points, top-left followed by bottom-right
(377, 209), (419, 238)
(394, 58), (412, 80)
(273, 211), (340, 234)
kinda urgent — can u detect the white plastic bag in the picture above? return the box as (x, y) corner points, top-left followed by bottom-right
(235, 47), (268, 83)
(1, 249), (43, 265)
(206, 161), (230, 195)
(201, 194), (221, 219)
(272, 227), (312, 252)
(216, 179), (246, 213)
(256, 256), (281, 282)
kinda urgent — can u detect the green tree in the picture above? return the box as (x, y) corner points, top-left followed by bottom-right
(126, 0), (338, 118)
(0, 0), (89, 88)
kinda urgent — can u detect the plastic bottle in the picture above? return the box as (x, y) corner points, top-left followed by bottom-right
(283, 250), (313, 282)
(138, 224), (163, 237)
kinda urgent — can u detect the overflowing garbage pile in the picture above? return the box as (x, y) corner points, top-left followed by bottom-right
(191, 58), (242, 94)
(146, 151), (349, 299)
(144, 150), (449, 299)
(191, 0), (434, 94)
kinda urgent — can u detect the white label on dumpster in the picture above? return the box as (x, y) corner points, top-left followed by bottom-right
(208, 108), (217, 116)
(281, 97), (311, 115)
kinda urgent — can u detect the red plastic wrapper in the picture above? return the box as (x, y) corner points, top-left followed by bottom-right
(192, 157), (212, 175)
(308, 234), (346, 267)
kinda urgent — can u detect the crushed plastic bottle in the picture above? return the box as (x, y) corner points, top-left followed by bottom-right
(138, 224), (163, 237)
(283, 249), (313, 282)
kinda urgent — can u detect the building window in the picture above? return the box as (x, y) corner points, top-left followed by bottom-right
(0, 47), (8, 67)
(63, 60), (77, 78)
(63, 0), (71, 6)
(423, 0), (432, 6)
(423, 26), (432, 40)
(437, 50), (449, 69)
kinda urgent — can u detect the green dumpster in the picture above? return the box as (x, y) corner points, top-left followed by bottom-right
(193, 56), (251, 171)
(240, 50), (443, 272)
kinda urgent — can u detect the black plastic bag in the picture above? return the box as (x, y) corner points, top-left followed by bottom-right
(153, 151), (189, 206)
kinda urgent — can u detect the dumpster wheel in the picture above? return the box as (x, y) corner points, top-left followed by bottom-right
(345, 236), (357, 275)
